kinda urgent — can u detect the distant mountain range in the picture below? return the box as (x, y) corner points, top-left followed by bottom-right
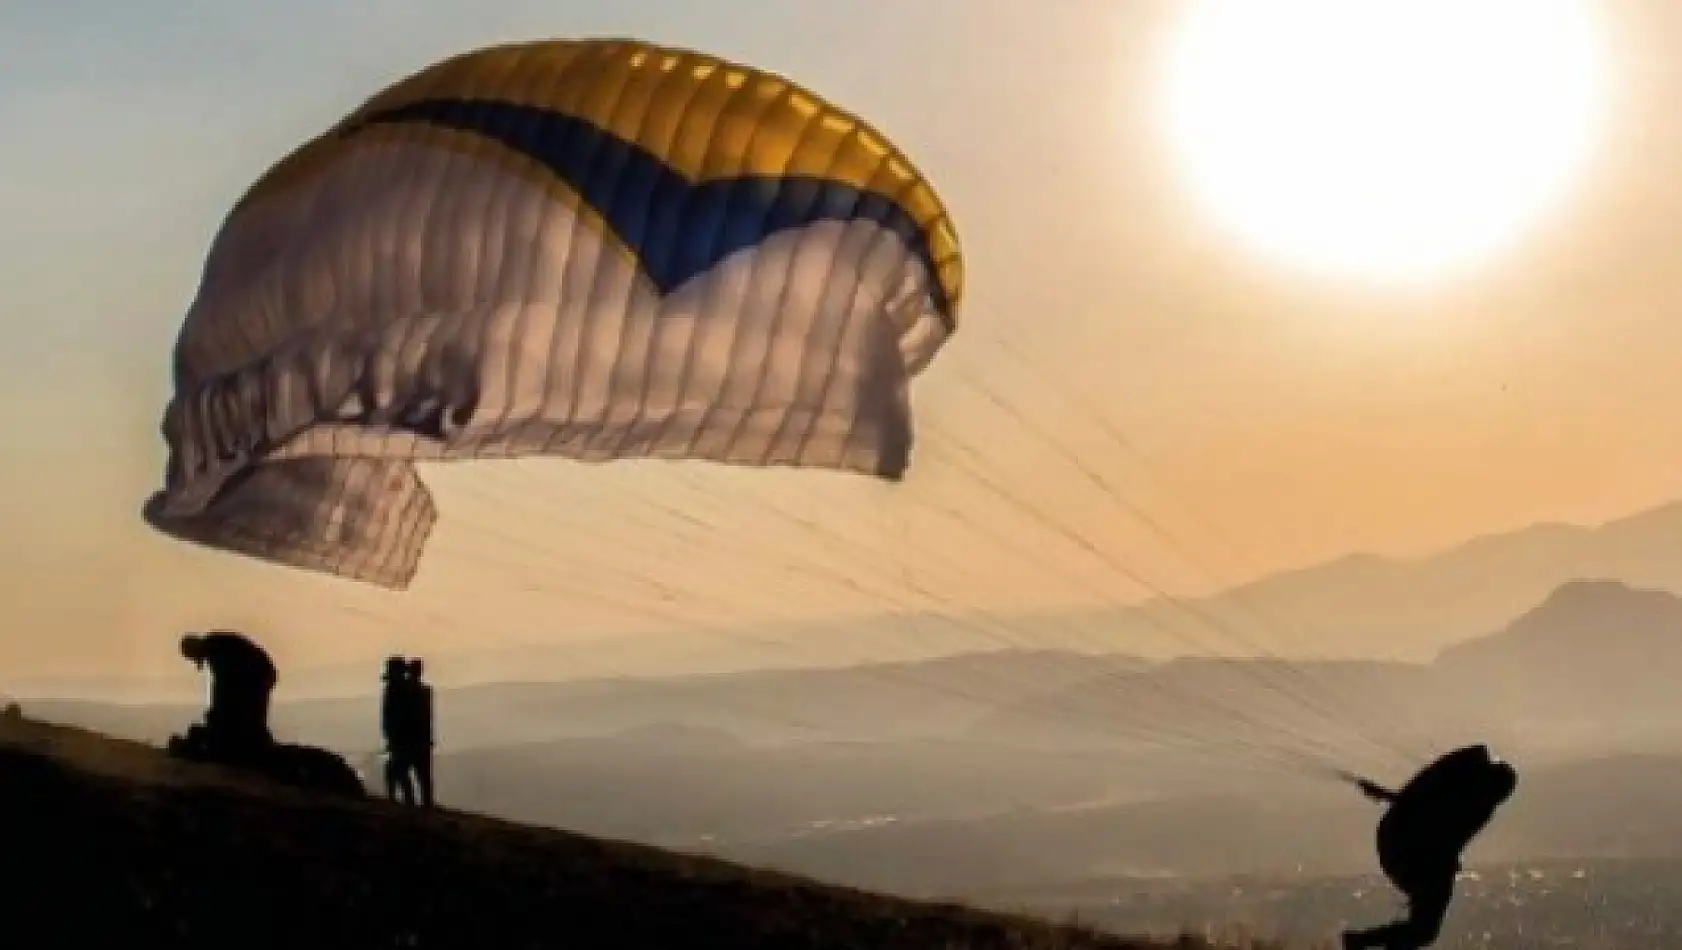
(8, 497), (1682, 706)
(975, 577), (1682, 762)
(9, 493), (1682, 940)
(16, 573), (1682, 889)
(1102, 498), (1682, 661)
(21, 574), (1682, 763)
(387, 494), (1682, 670)
(17, 647), (1113, 753)
(15, 501), (1682, 863)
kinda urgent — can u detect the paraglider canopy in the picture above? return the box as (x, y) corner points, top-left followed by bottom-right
(143, 37), (963, 590)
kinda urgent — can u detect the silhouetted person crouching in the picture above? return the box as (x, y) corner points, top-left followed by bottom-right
(1342, 744), (1518, 950)
(180, 631), (277, 762)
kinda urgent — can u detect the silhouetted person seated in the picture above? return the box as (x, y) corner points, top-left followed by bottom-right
(179, 631), (277, 763)
(381, 656), (417, 805)
(1342, 744), (1518, 950)
(381, 656), (436, 807)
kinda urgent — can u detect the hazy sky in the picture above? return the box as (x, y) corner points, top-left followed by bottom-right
(5, 0), (1682, 687)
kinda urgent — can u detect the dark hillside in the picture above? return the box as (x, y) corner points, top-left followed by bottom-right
(0, 714), (1259, 950)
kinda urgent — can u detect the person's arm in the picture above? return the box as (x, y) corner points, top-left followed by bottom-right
(1356, 778), (1397, 803)
(1337, 769), (1397, 803)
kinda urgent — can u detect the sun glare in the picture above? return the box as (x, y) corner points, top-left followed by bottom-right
(1155, 0), (1613, 287)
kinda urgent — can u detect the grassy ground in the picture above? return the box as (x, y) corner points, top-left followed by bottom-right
(0, 713), (1277, 950)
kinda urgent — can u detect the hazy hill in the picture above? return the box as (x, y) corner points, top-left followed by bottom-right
(385, 495), (1682, 669)
(963, 656), (1439, 756)
(419, 573), (1682, 865)
(0, 713), (1252, 950)
(722, 752), (1682, 895)
(25, 575), (1681, 802)
(435, 733), (1196, 845)
(975, 578), (1682, 762)
(24, 578), (1682, 855)
(408, 578), (1682, 886)
(19, 646), (1118, 754)
(15, 499), (1682, 757)
(1105, 499), (1682, 661)
(1434, 579), (1682, 737)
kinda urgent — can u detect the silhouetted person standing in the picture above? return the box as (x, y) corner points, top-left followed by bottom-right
(404, 658), (435, 808)
(381, 656), (416, 805)
(1342, 744), (1518, 950)
(180, 631), (277, 760)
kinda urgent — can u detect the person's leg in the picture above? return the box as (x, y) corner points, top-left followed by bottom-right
(386, 753), (415, 804)
(413, 748), (434, 807)
(1341, 872), (1453, 949)
(1342, 920), (1402, 949)
(1390, 876), (1453, 950)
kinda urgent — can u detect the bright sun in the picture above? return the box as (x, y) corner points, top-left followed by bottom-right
(1156, 0), (1613, 286)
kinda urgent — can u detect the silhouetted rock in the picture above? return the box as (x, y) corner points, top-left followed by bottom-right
(265, 742), (366, 798)
(165, 725), (364, 798)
